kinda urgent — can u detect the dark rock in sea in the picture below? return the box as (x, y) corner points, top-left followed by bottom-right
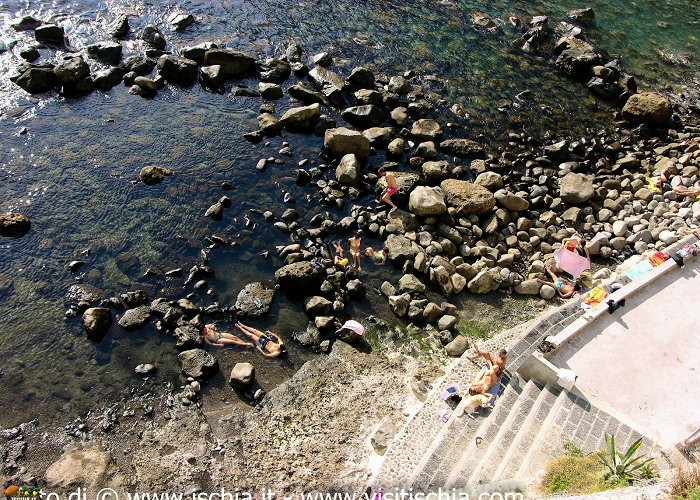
(180, 43), (217, 64)
(308, 66), (346, 105)
(173, 325), (203, 349)
(258, 58), (291, 83)
(294, 322), (322, 347)
(141, 25), (166, 50)
(117, 306), (151, 330)
(567, 8), (595, 23)
(87, 41), (122, 64)
(235, 282), (275, 318)
(68, 260), (85, 272)
(472, 12), (500, 32)
(304, 296), (333, 316)
(178, 349), (218, 379)
(259, 83), (283, 99)
(439, 138), (485, 158)
(54, 56), (90, 84)
(15, 67), (58, 94)
(133, 76), (158, 96)
(35, 24), (64, 44)
(12, 16), (42, 32)
(280, 103), (321, 133)
(19, 46), (41, 62)
(200, 65), (225, 89)
(157, 55), (198, 86)
(0, 213), (31, 238)
(82, 307), (112, 342)
(346, 279), (366, 300)
(288, 83), (328, 106)
(347, 67), (375, 89)
(554, 36), (601, 81)
(120, 290), (148, 308)
(204, 49), (255, 77)
(115, 252), (141, 275)
(94, 67), (126, 90)
(167, 12), (195, 31)
(0, 277), (14, 298)
(275, 261), (325, 296)
(140, 165), (173, 184)
(110, 14), (129, 38)
(341, 105), (387, 129)
(121, 56), (156, 76)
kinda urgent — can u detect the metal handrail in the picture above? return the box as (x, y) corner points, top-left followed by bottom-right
(684, 427), (700, 447)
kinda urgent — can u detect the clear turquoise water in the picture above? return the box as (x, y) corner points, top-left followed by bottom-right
(0, 0), (698, 427)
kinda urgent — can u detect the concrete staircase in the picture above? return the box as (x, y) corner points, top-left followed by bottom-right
(371, 300), (664, 491)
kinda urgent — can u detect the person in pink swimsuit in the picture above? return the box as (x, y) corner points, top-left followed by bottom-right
(378, 170), (398, 211)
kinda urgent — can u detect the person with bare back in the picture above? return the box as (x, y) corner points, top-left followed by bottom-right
(348, 231), (363, 270)
(378, 169), (398, 211)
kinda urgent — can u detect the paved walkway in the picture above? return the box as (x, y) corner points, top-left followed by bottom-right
(550, 258), (700, 447)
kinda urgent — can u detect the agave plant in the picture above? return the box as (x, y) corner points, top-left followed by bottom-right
(599, 433), (655, 483)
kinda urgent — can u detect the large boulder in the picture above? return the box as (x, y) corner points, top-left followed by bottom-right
(467, 270), (501, 294)
(386, 234), (422, 263)
(559, 172), (595, 204)
(622, 92), (673, 126)
(399, 274), (426, 293)
(35, 24), (64, 44)
(514, 279), (542, 295)
(0, 213), (31, 238)
(235, 282), (275, 318)
(279, 103), (320, 133)
(411, 119), (442, 141)
(180, 42), (217, 64)
(15, 67), (58, 94)
(229, 362), (255, 389)
(409, 186), (447, 216)
(82, 308), (112, 341)
(336, 154), (361, 186)
(65, 284), (106, 308)
(203, 49), (255, 77)
(258, 58), (291, 83)
(308, 66), (346, 104)
(439, 138), (486, 158)
(117, 306), (151, 331)
(275, 261), (325, 295)
(440, 179), (496, 215)
(54, 57), (90, 84)
(44, 445), (110, 490)
(140, 25), (166, 49)
(494, 190), (529, 211)
(445, 335), (469, 356)
(324, 127), (371, 160)
(422, 160), (451, 185)
(178, 349), (219, 379)
(157, 55), (198, 85)
(173, 325), (202, 349)
(304, 296), (332, 316)
(341, 105), (387, 129)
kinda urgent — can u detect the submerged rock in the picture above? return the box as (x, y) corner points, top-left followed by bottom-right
(35, 24), (64, 44)
(139, 165), (173, 185)
(117, 306), (151, 331)
(82, 307), (112, 341)
(275, 261), (325, 295)
(178, 349), (219, 379)
(621, 92), (673, 126)
(157, 55), (198, 86)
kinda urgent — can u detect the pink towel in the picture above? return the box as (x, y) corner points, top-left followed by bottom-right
(554, 247), (590, 279)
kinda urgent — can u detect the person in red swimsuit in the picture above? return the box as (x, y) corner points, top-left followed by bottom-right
(378, 170), (398, 211)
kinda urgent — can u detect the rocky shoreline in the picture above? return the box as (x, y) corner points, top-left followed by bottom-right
(2, 4), (700, 495)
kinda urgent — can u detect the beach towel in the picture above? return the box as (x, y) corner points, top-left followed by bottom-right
(649, 251), (669, 267)
(624, 260), (654, 280)
(583, 286), (608, 308)
(554, 247), (590, 279)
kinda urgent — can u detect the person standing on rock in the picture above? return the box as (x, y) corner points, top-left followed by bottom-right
(235, 322), (286, 358)
(348, 231), (363, 270)
(378, 170), (398, 211)
(202, 324), (253, 348)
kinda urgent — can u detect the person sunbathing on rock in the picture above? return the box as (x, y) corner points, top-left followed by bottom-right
(235, 321), (286, 358)
(364, 246), (388, 264)
(537, 263), (575, 299)
(202, 323), (253, 348)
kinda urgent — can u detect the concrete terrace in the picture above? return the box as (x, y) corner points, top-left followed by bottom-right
(549, 256), (700, 448)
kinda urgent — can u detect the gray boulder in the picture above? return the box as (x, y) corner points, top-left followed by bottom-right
(304, 296), (332, 316)
(204, 49), (255, 77)
(335, 154), (361, 186)
(140, 165), (173, 185)
(494, 190), (529, 211)
(386, 234), (422, 263)
(54, 57), (90, 84)
(275, 261), (326, 295)
(324, 127), (371, 160)
(178, 349), (219, 379)
(258, 58), (291, 83)
(235, 282), (275, 318)
(440, 179), (496, 215)
(173, 325), (203, 349)
(467, 270), (500, 294)
(409, 186), (447, 216)
(117, 306), (151, 331)
(35, 24), (64, 44)
(280, 103), (321, 133)
(229, 362), (255, 389)
(422, 160), (451, 185)
(399, 274), (426, 293)
(622, 92), (673, 126)
(411, 119), (442, 141)
(341, 105), (387, 129)
(559, 172), (595, 204)
(86, 41), (122, 63)
(389, 293), (411, 317)
(308, 66), (346, 104)
(439, 138), (485, 158)
(445, 335), (469, 356)
(15, 67), (58, 94)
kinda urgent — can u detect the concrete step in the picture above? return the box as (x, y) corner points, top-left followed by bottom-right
(444, 377), (542, 488)
(418, 377), (524, 489)
(492, 383), (563, 481)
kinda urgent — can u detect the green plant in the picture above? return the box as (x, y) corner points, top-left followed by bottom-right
(456, 320), (502, 341)
(599, 434), (655, 484)
(541, 452), (607, 495)
(564, 442), (584, 457)
(671, 463), (700, 499)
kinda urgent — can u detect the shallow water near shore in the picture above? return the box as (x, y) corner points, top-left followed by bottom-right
(0, 0), (699, 429)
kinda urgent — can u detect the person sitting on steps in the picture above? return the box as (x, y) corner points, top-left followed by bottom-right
(202, 323), (253, 348)
(234, 322), (286, 358)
